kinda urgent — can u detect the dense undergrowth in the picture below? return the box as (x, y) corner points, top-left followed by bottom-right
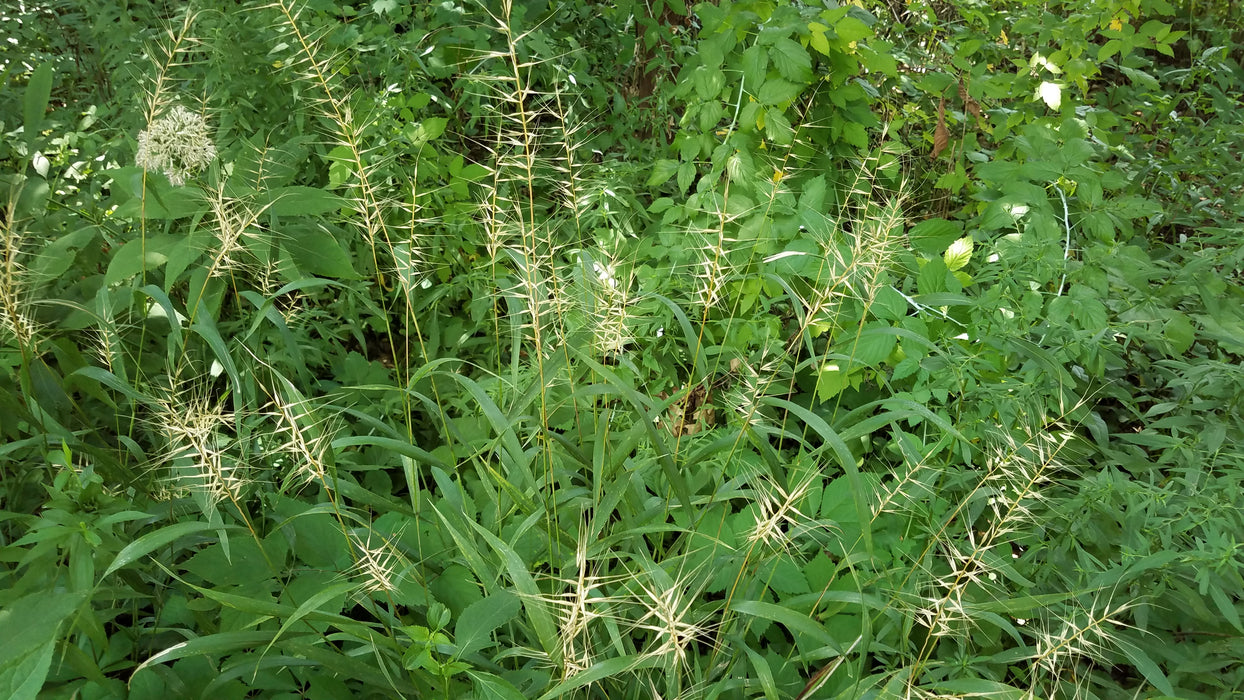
(2, 0), (1243, 698)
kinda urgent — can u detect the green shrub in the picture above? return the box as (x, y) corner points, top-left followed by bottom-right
(2, 1), (1242, 698)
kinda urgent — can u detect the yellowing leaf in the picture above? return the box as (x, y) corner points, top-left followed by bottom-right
(1030, 52), (1061, 75)
(944, 235), (973, 272)
(1036, 81), (1062, 110)
(815, 364), (851, 403)
(808, 23), (830, 55)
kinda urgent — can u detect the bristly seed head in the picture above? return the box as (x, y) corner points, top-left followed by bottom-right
(350, 530), (404, 595)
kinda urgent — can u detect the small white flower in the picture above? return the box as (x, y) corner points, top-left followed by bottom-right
(592, 261), (617, 288)
(136, 105), (217, 186)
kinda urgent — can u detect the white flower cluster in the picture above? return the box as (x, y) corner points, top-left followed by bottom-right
(135, 105), (216, 185)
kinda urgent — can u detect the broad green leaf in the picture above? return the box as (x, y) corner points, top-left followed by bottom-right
(262, 581), (358, 657)
(815, 363), (854, 403)
(104, 235), (180, 285)
(283, 223), (356, 278)
(133, 632), (275, 675)
(111, 182), (208, 219)
(761, 397), (871, 553)
(841, 121), (869, 149)
(1208, 585), (1243, 633)
(266, 186), (348, 216)
(564, 348), (693, 513)
(677, 161), (696, 193)
(731, 599), (841, 651)
(839, 322), (897, 366)
(908, 218), (962, 255)
(1163, 312), (1195, 355)
(834, 15), (873, 43)
(273, 502), (351, 569)
(1098, 39), (1124, 62)
(764, 556), (810, 595)
(32, 227), (96, 283)
(765, 107), (794, 145)
(536, 655), (661, 700)
(1116, 638), (1174, 696)
(916, 257), (948, 295)
(800, 175), (827, 210)
(163, 227), (213, 290)
(0, 638), (54, 700)
(742, 44), (768, 87)
(467, 671), (526, 700)
(930, 679), (1026, 698)
(231, 134), (310, 189)
(427, 546), (488, 615)
(758, 78), (802, 106)
(23, 62), (54, 153)
(406, 117), (448, 147)
(11, 174), (48, 219)
(28, 360), (72, 422)
(104, 521), (235, 579)
(454, 591), (521, 657)
(0, 591), (85, 700)
(182, 534), (285, 588)
(741, 644), (780, 700)
(859, 44), (897, 76)
(646, 159), (679, 187)
(871, 286), (907, 321)
(693, 65), (725, 100)
(769, 37), (813, 83)
(440, 506), (560, 662)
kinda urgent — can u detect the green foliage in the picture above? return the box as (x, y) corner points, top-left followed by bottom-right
(2, 0), (1243, 698)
